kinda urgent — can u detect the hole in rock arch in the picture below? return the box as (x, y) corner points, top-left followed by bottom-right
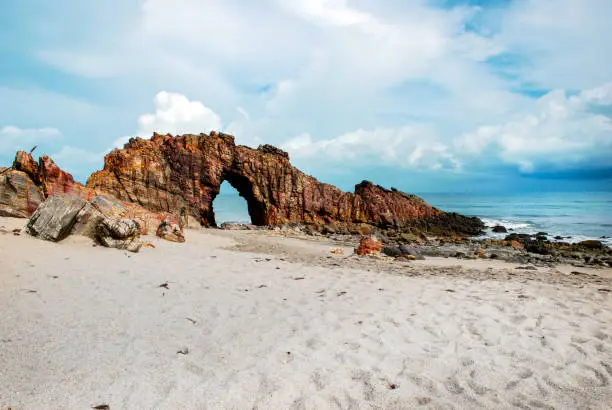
(212, 181), (252, 226)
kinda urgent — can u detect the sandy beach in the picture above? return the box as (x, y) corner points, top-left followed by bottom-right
(1, 216), (611, 409)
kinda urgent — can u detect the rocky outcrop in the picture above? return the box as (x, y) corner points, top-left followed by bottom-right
(1, 151), (94, 218)
(2, 152), (183, 239)
(25, 193), (180, 250)
(73, 195), (180, 237)
(13, 151), (95, 200)
(87, 132), (484, 235)
(0, 168), (44, 217)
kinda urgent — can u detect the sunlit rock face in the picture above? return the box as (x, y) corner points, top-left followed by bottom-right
(86, 132), (484, 235)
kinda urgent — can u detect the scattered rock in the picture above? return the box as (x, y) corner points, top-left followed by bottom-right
(505, 233), (531, 242)
(516, 265), (537, 270)
(398, 244), (425, 260)
(524, 241), (551, 255)
(510, 240), (524, 250)
(156, 220), (185, 243)
(219, 222), (259, 230)
(94, 218), (142, 253)
(355, 235), (383, 256)
(579, 240), (605, 250)
(330, 248), (344, 255)
(492, 225), (507, 233)
(382, 246), (402, 257)
(322, 223), (337, 234)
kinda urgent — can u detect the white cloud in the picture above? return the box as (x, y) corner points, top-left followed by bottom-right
(14, 0), (612, 180)
(136, 91), (222, 136)
(0, 126), (61, 155)
(455, 84), (612, 172)
(283, 126), (460, 171)
(50, 146), (105, 170)
(495, 0), (612, 90)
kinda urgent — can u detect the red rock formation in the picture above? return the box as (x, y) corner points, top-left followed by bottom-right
(87, 132), (484, 235)
(3, 152), (178, 229)
(354, 235), (383, 256)
(13, 151), (95, 200)
(0, 168), (44, 217)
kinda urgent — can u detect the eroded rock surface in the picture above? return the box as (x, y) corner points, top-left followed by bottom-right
(2, 152), (184, 241)
(13, 151), (94, 200)
(0, 168), (44, 218)
(95, 218), (142, 253)
(87, 132), (484, 235)
(26, 195), (88, 242)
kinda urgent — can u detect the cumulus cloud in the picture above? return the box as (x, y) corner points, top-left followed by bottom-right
(455, 84), (612, 172)
(109, 91), (227, 150)
(51, 146), (103, 164)
(13, 0), (612, 182)
(283, 126), (460, 171)
(0, 126), (61, 155)
(136, 91), (222, 136)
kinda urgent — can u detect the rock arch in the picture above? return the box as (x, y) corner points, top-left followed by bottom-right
(85, 131), (484, 235)
(206, 170), (267, 227)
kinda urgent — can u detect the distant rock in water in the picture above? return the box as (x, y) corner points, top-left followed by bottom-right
(579, 240), (605, 250)
(86, 132), (484, 235)
(492, 225), (508, 233)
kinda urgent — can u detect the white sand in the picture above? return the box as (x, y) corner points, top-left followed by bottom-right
(1, 216), (611, 409)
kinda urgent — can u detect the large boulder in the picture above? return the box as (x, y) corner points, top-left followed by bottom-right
(156, 221), (185, 243)
(25, 194), (182, 250)
(398, 244), (425, 260)
(355, 235), (383, 256)
(72, 195), (181, 238)
(26, 195), (88, 241)
(578, 240), (605, 250)
(382, 246), (402, 257)
(94, 218), (142, 253)
(0, 169), (44, 218)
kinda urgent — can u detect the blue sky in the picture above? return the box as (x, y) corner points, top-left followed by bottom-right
(1, 0), (611, 193)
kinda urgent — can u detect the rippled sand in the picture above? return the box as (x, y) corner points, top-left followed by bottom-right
(1, 217), (611, 409)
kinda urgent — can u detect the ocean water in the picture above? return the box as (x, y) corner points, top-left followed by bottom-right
(212, 191), (612, 246)
(418, 191), (612, 246)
